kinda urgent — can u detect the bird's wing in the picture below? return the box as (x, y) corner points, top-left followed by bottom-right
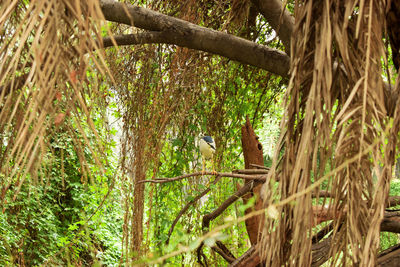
(207, 142), (216, 150)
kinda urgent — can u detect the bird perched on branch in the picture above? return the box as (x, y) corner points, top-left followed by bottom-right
(199, 136), (216, 174)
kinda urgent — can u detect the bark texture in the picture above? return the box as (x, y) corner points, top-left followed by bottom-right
(241, 117), (264, 246)
(251, 0), (294, 51)
(99, 0), (290, 76)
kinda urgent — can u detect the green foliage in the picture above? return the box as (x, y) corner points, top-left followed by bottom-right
(127, 57), (285, 265)
(380, 178), (400, 251)
(0, 114), (122, 265)
(3, 1), (399, 265)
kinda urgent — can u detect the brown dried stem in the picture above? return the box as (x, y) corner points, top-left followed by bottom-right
(138, 172), (266, 184)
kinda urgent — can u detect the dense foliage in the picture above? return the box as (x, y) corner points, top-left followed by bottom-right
(1, 0), (399, 266)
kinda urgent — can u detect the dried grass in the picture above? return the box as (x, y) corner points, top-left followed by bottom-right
(0, 0), (108, 200)
(261, 0), (398, 266)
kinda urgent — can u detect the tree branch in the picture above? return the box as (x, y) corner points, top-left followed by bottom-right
(311, 235), (333, 267)
(102, 32), (168, 48)
(388, 196), (400, 207)
(311, 222), (334, 244)
(166, 175), (223, 244)
(252, 0), (294, 51)
(202, 180), (263, 229)
(212, 241), (236, 264)
(377, 244), (400, 266)
(230, 245), (261, 267)
(233, 169), (269, 174)
(99, 1), (400, 114)
(249, 163), (269, 169)
(99, 0), (290, 77)
(138, 171), (266, 184)
(312, 206), (400, 234)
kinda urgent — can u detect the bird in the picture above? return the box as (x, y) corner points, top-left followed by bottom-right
(199, 136), (216, 174)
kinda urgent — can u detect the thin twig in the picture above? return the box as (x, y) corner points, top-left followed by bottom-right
(138, 172), (266, 184)
(233, 169), (269, 174)
(249, 163), (269, 169)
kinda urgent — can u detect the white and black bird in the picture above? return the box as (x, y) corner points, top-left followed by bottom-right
(199, 136), (216, 173)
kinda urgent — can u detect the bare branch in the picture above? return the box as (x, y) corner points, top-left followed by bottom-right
(311, 192), (400, 209)
(311, 206), (400, 234)
(102, 32), (167, 48)
(196, 242), (208, 266)
(311, 236), (333, 267)
(252, 0), (294, 51)
(212, 241), (236, 264)
(230, 245), (261, 267)
(233, 169), (270, 175)
(312, 222), (334, 244)
(377, 244), (400, 266)
(198, 180), (263, 265)
(98, 1), (400, 114)
(388, 196), (400, 207)
(138, 172), (266, 184)
(381, 210), (400, 233)
(166, 175), (223, 244)
(249, 163), (269, 169)
(202, 180), (263, 229)
(99, 0), (290, 77)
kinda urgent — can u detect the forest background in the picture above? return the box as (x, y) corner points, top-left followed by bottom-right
(1, 0), (400, 266)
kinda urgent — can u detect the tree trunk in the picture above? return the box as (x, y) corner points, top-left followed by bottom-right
(241, 117), (264, 246)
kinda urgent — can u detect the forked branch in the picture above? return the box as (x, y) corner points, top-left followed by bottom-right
(99, 0), (290, 76)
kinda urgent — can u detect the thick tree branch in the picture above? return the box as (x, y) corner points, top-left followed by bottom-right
(99, 0), (290, 77)
(312, 206), (400, 234)
(311, 192), (400, 209)
(377, 244), (400, 266)
(252, 0), (294, 51)
(381, 218), (400, 233)
(311, 236), (333, 267)
(102, 32), (167, 48)
(99, 1), (400, 115)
